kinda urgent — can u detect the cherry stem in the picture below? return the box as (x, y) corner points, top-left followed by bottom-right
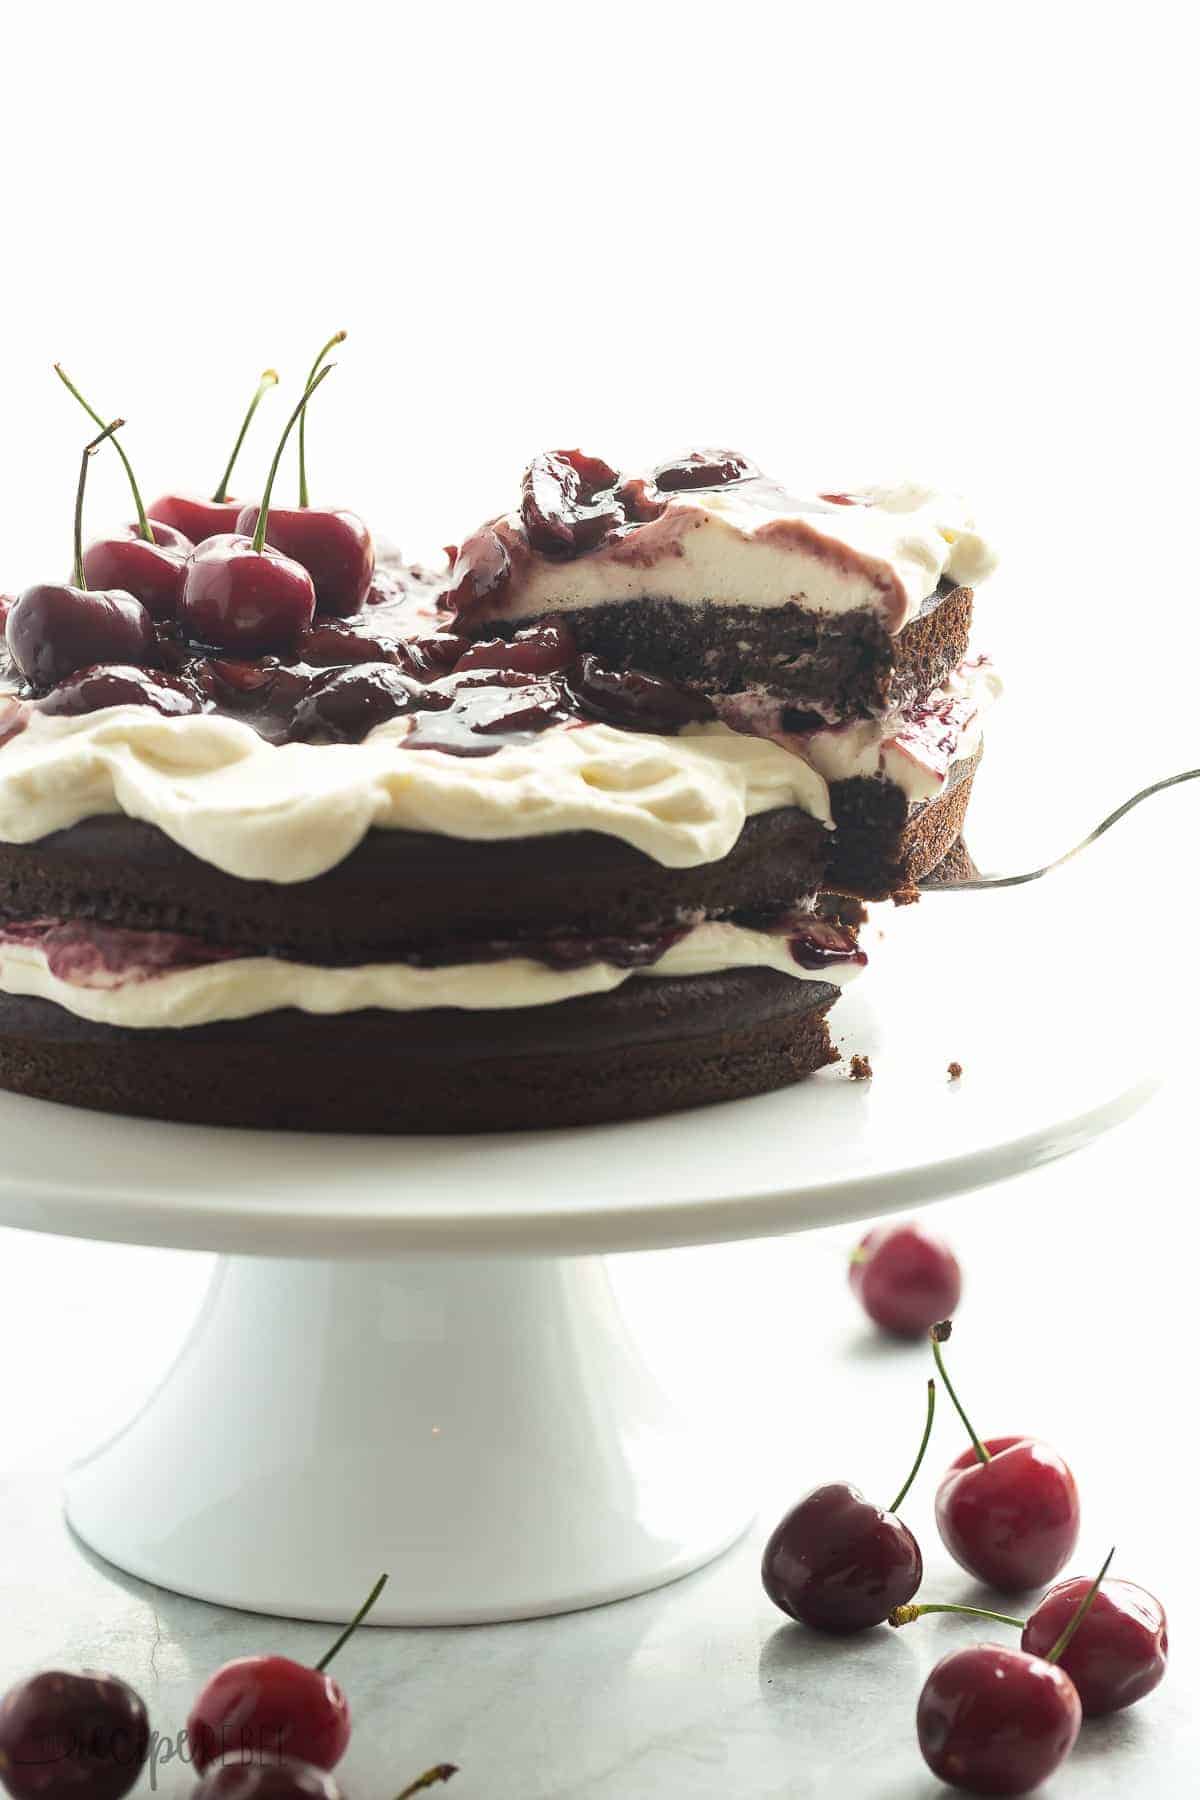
(55, 365), (151, 543)
(889, 1601), (1026, 1630)
(253, 364), (335, 555)
(393, 1766), (458, 1798)
(929, 1320), (990, 1466)
(74, 421), (124, 588)
(212, 368), (279, 502)
(313, 1571), (388, 1672)
(297, 329), (346, 507)
(1045, 1547), (1115, 1665)
(888, 1378), (937, 1515)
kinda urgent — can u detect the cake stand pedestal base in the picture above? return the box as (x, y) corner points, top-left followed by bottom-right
(64, 1252), (754, 1625)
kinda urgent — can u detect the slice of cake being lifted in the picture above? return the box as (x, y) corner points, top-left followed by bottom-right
(445, 450), (999, 898)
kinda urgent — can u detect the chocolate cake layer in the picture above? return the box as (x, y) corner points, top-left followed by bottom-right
(0, 808), (833, 961)
(0, 967), (840, 1132)
(468, 584), (972, 722)
(827, 747), (982, 900)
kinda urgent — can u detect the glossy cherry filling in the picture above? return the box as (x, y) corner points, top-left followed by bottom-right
(0, 909), (865, 989)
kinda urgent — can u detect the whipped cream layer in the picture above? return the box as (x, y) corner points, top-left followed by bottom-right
(0, 918), (864, 1031)
(456, 477), (996, 636)
(0, 708), (831, 882)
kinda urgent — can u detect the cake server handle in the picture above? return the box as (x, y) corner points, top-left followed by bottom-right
(923, 766), (1200, 892)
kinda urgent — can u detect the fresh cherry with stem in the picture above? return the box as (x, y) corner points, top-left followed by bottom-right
(236, 331), (374, 617)
(849, 1218), (962, 1338)
(148, 368), (280, 544)
(930, 1320), (1080, 1592)
(0, 1667), (150, 1800)
(761, 1378), (935, 1633)
(915, 1549), (1113, 1795)
(180, 369), (331, 654)
(54, 364), (193, 618)
(892, 1564), (1168, 1717)
(187, 1571), (387, 1774)
(6, 422), (157, 689)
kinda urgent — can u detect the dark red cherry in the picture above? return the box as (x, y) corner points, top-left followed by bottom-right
(452, 622), (577, 678)
(82, 521), (192, 621)
(521, 450), (624, 557)
(935, 1440), (1080, 1593)
(567, 654), (712, 733)
(181, 535), (315, 654)
(147, 368), (280, 548)
(147, 493), (247, 545)
(187, 1658), (349, 1776)
(7, 585), (155, 689)
(1022, 1578), (1167, 1716)
(850, 1220), (962, 1338)
(235, 504), (374, 617)
(762, 1482), (923, 1634)
(761, 1380), (934, 1633)
(917, 1645), (1081, 1796)
(0, 1668), (150, 1800)
(187, 1573), (387, 1776)
(37, 664), (203, 719)
(931, 1325), (1080, 1593)
(192, 1761), (345, 1800)
(51, 365), (193, 620)
(235, 334), (374, 615)
(179, 365), (334, 653)
(9, 414), (159, 689)
(289, 664), (428, 742)
(653, 449), (755, 491)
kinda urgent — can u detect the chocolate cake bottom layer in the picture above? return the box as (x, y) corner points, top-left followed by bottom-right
(490, 583), (972, 721)
(0, 968), (840, 1133)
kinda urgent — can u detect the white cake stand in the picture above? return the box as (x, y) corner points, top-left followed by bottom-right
(0, 879), (1166, 1625)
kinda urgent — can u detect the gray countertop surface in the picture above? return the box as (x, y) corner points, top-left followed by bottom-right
(1, 1082), (1192, 1798)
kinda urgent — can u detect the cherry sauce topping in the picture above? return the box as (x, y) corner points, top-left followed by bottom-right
(289, 666), (434, 744)
(452, 621), (577, 677)
(36, 665), (204, 719)
(653, 450), (756, 491)
(521, 450), (624, 558)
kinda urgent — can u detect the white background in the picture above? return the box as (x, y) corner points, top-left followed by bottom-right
(4, 0), (1197, 854)
(1, 5), (1198, 1794)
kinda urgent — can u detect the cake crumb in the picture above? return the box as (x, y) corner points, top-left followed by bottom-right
(947, 1061), (963, 1080)
(849, 1053), (873, 1081)
(893, 884), (921, 907)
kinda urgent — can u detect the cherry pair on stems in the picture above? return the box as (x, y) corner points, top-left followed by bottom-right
(914, 1549), (1116, 1797)
(761, 1320), (1080, 1636)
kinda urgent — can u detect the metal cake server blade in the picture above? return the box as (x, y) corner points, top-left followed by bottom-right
(921, 767), (1200, 892)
